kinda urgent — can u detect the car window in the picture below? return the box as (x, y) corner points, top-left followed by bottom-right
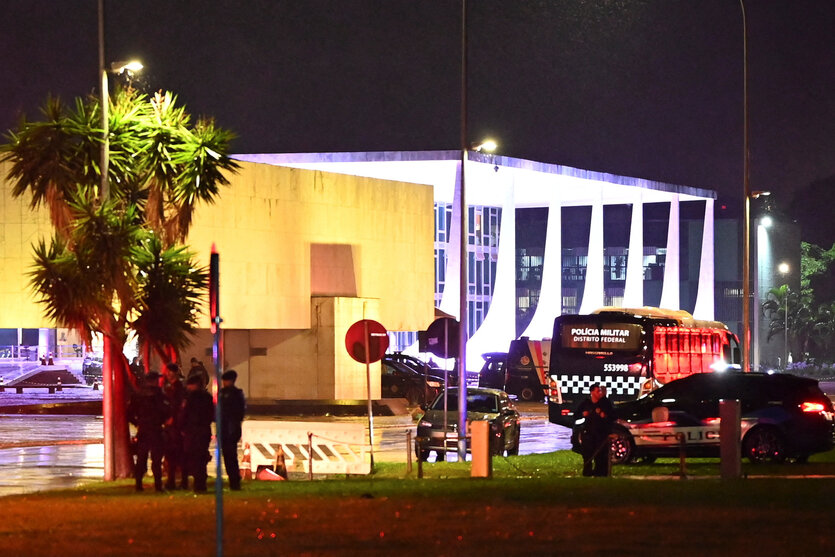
(430, 391), (499, 413)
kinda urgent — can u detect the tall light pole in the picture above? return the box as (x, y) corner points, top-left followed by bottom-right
(740, 0), (752, 373)
(458, 0), (469, 461)
(98, 0), (142, 480)
(778, 262), (790, 369)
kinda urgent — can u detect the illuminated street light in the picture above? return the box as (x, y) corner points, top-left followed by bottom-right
(472, 139), (497, 153)
(779, 262), (790, 369)
(111, 60), (143, 75)
(760, 215), (773, 228)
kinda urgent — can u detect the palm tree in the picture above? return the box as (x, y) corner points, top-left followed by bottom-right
(2, 89), (237, 478)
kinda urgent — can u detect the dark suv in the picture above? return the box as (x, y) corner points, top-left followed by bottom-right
(605, 372), (834, 464)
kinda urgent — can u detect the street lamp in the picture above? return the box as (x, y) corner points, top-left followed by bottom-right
(458, 0), (469, 461)
(740, 0), (752, 373)
(472, 139), (497, 153)
(779, 262), (790, 369)
(98, 0), (142, 481)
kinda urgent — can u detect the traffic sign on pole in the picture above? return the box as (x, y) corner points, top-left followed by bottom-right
(345, 319), (388, 468)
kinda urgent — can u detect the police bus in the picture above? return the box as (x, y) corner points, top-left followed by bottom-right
(547, 307), (741, 427)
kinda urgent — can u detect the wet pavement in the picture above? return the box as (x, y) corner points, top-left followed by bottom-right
(5, 380), (830, 497)
(0, 400), (569, 497)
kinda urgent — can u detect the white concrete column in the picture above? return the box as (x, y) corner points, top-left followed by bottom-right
(467, 180), (516, 369)
(659, 195), (680, 310)
(522, 183), (562, 339)
(439, 162), (463, 320)
(622, 195), (644, 308)
(692, 198), (715, 320)
(579, 197), (605, 314)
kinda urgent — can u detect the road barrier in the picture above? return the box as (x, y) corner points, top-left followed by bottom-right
(241, 421), (370, 476)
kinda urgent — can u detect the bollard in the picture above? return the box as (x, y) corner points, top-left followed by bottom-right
(720, 399), (742, 479)
(0, 377), (4, 393)
(470, 421), (491, 478)
(56, 377), (62, 392)
(676, 433), (687, 478)
(415, 436), (424, 479)
(406, 430), (413, 474)
(93, 381), (99, 391)
(307, 432), (314, 481)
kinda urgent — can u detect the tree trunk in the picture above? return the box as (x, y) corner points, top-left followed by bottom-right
(110, 341), (134, 479)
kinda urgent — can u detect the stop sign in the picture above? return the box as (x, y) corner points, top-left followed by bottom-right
(345, 319), (389, 363)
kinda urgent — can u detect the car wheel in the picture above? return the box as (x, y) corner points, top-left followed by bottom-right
(519, 386), (540, 402)
(609, 428), (635, 465)
(506, 437), (519, 456)
(743, 426), (786, 463)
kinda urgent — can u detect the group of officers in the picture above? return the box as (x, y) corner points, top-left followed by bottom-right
(127, 360), (246, 493)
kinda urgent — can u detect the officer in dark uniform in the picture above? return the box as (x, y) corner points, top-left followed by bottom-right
(128, 371), (171, 492)
(576, 383), (615, 477)
(219, 369), (246, 490)
(162, 362), (186, 490)
(181, 374), (215, 492)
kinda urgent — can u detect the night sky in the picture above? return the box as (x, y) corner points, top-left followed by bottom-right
(2, 0), (834, 212)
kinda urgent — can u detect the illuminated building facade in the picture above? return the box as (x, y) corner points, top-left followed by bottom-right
(238, 151), (719, 369)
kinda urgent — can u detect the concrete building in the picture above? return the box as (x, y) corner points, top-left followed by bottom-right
(8, 150), (792, 395)
(0, 159), (435, 399)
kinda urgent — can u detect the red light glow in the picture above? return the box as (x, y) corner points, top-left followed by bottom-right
(801, 402), (825, 413)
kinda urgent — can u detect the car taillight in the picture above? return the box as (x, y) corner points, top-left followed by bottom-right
(561, 409), (571, 416)
(801, 402), (826, 413)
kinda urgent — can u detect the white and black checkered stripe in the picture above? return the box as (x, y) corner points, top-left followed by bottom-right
(554, 374), (643, 396)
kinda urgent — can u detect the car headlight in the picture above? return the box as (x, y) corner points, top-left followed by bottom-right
(426, 381), (441, 388)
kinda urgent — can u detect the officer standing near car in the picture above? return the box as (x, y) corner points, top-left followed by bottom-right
(576, 383), (615, 477)
(219, 369), (246, 490)
(181, 374), (215, 493)
(128, 371), (171, 492)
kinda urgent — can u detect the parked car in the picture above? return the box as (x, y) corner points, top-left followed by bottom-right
(81, 354), (103, 385)
(386, 352), (458, 386)
(381, 358), (444, 405)
(416, 387), (521, 461)
(599, 372), (835, 464)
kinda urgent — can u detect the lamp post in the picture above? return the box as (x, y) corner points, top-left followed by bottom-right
(739, 0), (751, 373)
(778, 262), (790, 369)
(98, 0), (142, 481)
(458, 0), (469, 461)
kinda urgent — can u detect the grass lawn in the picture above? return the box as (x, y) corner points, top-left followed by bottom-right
(2, 450), (834, 556)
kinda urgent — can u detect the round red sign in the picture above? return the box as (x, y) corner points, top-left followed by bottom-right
(345, 319), (389, 363)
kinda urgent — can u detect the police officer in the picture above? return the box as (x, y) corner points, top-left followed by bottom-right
(162, 362), (186, 490)
(128, 371), (171, 492)
(181, 374), (214, 493)
(576, 383), (615, 477)
(219, 369), (246, 490)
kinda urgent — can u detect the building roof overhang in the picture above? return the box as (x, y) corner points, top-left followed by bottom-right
(233, 150), (717, 208)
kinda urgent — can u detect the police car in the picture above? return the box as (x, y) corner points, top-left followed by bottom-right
(607, 372), (835, 464)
